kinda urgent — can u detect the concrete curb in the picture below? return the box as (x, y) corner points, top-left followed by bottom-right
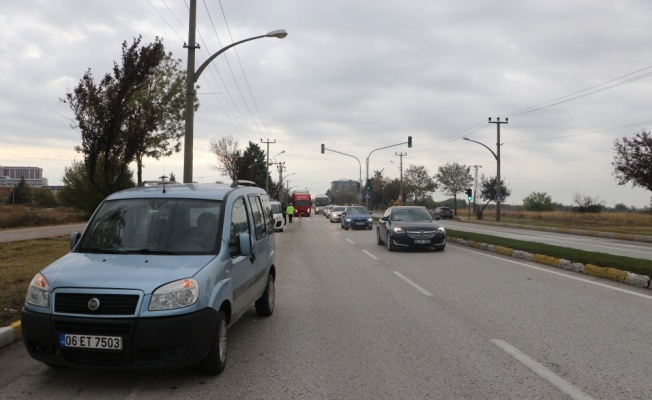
(0, 321), (21, 350)
(450, 237), (652, 289)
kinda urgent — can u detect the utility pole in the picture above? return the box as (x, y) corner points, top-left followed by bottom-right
(488, 117), (507, 222)
(395, 152), (407, 205)
(471, 165), (482, 216)
(261, 138), (276, 194)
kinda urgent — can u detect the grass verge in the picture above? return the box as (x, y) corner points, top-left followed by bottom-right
(446, 228), (652, 277)
(0, 236), (70, 327)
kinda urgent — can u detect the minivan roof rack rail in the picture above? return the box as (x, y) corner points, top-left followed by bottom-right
(137, 180), (181, 187)
(230, 180), (258, 188)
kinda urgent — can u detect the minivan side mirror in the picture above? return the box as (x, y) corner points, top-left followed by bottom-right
(380, 216), (389, 221)
(238, 233), (252, 256)
(70, 232), (81, 250)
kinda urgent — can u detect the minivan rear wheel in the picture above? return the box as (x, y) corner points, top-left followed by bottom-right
(200, 309), (227, 375)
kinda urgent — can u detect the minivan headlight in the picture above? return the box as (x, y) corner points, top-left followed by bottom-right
(150, 278), (199, 311)
(26, 273), (49, 307)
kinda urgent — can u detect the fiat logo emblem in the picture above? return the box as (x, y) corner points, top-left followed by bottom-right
(88, 298), (100, 311)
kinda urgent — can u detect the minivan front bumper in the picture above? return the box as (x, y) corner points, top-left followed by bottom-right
(21, 307), (218, 370)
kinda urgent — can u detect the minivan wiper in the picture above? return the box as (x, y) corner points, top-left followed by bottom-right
(82, 247), (128, 254)
(128, 248), (181, 255)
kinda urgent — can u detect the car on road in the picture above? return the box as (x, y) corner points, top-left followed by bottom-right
(433, 206), (454, 219)
(21, 180), (277, 375)
(329, 205), (346, 223)
(270, 200), (284, 232)
(377, 205), (446, 251)
(341, 205), (373, 230)
(323, 205), (333, 219)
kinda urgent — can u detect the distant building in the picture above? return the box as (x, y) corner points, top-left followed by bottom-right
(0, 166), (48, 187)
(331, 179), (360, 192)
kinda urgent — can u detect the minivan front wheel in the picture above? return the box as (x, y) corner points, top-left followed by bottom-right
(200, 309), (227, 375)
(255, 274), (275, 317)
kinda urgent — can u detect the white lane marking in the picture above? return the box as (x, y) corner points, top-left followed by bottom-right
(362, 250), (378, 260)
(346, 238), (355, 244)
(456, 246), (652, 301)
(393, 271), (433, 297)
(491, 339), (596, 400)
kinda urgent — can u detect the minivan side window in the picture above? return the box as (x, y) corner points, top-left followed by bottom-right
(229, 197), (250, 257)
(248, 195), (267, 240)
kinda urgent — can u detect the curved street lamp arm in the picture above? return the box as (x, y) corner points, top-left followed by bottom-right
(323, 148), (362, 190)
(194, 29), (287, 82)
(463, 138), (498, 160)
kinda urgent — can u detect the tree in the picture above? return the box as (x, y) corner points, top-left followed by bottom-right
(435, 163), (473, 216)
(612, 130), (652, 193)
(235, 142), (268, 187)
(522, 192), (554, 211)
(63, 36), (173, 196)
(210, 135), (241, 181)
(403, 165), (437, 205)
(9, 178), (31, 205)
(129, 52), (197, 183)
(59, 160), (134, 216)
(572, 192), (604, 213)
(476, 175), (511, 219)
(32, 189), (58, 208)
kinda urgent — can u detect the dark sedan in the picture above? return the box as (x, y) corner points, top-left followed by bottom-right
(376, 206), (446, 251)
(341, 206), (373, 230)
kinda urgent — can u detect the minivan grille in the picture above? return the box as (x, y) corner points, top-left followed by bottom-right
(55, 293), (139, 315)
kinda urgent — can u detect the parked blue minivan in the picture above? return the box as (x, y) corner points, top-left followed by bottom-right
(21, 180), (276, 374)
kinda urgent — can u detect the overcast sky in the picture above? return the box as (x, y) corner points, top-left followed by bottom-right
(1, 0), (651, 208)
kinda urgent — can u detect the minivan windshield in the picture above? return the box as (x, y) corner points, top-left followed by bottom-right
(77, 198), (222, 255)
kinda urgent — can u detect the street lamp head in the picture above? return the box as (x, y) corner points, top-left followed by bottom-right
(463, 138), (469, 141)
(266, 29), (288, 39)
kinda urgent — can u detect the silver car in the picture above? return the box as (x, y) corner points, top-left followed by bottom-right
(329, 205), (346, 223)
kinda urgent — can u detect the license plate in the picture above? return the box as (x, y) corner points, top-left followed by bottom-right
(355, 222), (365, 225)
(414, 239), (430, 244)
(59, 334), (123, 350)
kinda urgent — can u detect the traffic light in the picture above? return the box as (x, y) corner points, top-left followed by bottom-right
(365, 179), (372, 191)
(466, 188), (472, 201)
(407, 136), (412, 148)
(321, 143), (325, 154)
(354, 181), (360, 193)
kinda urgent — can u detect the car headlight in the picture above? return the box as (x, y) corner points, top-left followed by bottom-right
(346, 218), (352, 222)
(26, 273), (49, 307)
(392, 226), (404, 234)
(150, 278), (199, 311)
(367, 217), (372, 222)
(438, 226), (446, 234)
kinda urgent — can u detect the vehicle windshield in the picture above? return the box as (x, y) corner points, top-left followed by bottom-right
(346, 206), (368, 214)
(332, 206), (346, 211)
(77, 198), (222, 255)
(270, 203), (282, 213)
(294, 200), (311, 207)
(391, 209), (434, 221)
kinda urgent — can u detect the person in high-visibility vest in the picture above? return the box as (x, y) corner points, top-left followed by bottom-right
(286, 204), (295, 223)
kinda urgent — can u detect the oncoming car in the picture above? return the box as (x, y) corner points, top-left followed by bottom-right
(21, 180), (277, 375)
(341, 205), (373, 230)
(434, 206), (454, 219)
(329, 205), (346, 223)
(376, 205), (446, 251)
(270, 200), (284, 232)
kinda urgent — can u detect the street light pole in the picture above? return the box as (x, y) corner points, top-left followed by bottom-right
(183, 0), (287, 183)
(463, 116), (507, 222)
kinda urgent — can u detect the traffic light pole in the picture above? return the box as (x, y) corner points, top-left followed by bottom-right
(364, 137), (412, 209)
(321, 144), (362, 194)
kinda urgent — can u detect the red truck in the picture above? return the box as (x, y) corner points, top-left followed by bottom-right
(291, 190), (312, 217)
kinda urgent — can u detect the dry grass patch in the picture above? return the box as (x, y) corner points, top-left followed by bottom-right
(0, 236), (70, 326)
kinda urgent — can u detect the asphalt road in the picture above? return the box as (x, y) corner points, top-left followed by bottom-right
(439, 219), (652, 261)
(1, 217), (651, 399)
